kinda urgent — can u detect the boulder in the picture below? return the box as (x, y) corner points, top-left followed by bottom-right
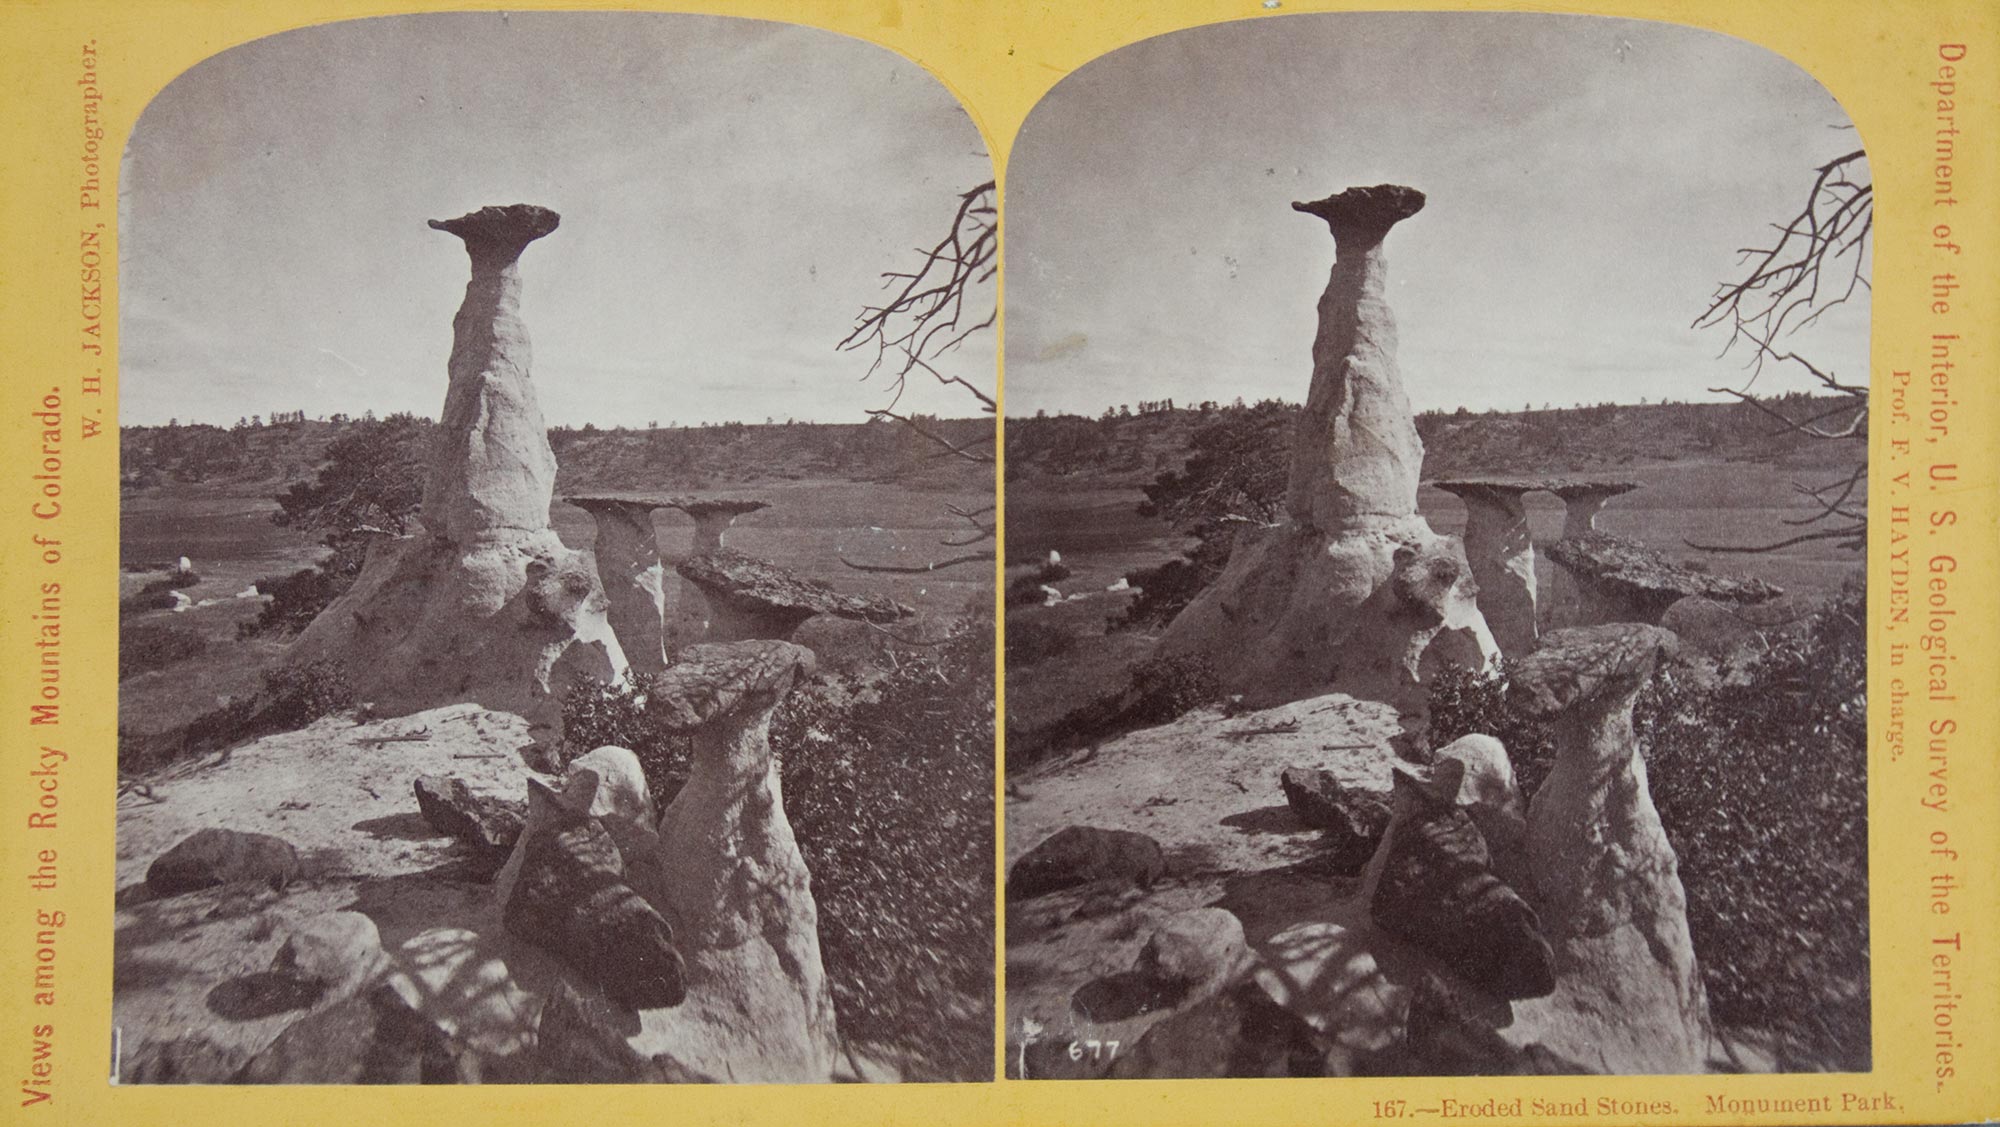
(234, 982), (475, 1084)
(1279, 766), (1390, 871)
(1104, 978), (1327, 1079)
(271, 911), (390, 1000)
(1008, 825), (1167, 900)
(530, 979), (713, 1084)
(1545, 532), (1781, 627)
(1073, 907), (1248, 1022)
(1367, 768), (1554, 1001)
(412, 775), (524, 856)
(145, 828), (299, 896)
(1510, 624), (1713, 1073)
(502, 778), (686, 1011)
(384, 927), (539, 1060)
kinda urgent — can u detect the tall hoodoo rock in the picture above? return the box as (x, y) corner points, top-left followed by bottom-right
(423, 205), (563, 541)
(1434, 480), (1540, 657)
(289, 205), (624, 750)
(1508, 624), (1713, 1073)
(633, 641), (838, 1082)
(1158, 185), (1496, 711)
(1549, 480), (1638, 539)
(672, 498), (771, 554)
(569, 497), (671, 675)
(1286, 184), (1429, 531)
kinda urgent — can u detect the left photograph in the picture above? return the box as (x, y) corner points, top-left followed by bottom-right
(113, 12), (996, 1085)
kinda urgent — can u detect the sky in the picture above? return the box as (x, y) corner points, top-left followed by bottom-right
(119, 12), (994, 427)
(1004, 12), (1871, 418)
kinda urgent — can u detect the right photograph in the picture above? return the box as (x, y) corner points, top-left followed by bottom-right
(1002, 12), (1868, 1080)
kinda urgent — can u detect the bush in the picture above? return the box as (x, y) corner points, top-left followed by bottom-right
(1004, 559), (1072, 607)
(119, 622), (208, 681)
(239, 536), (368, 639)
(124, 659), (356, 774)
(1007, 651), (1219, 772)
(1109, 537), (1232, 631)
(1004, 620), (1076, 667)
(118, 571), (203, 617)
(556, 614), (996, 1080)
(1424, 581), (1868, 1067)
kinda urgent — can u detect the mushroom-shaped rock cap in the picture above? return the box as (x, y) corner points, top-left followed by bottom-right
(1509, 624), (1678, 719)
(678, 549), (913, 624)
(1292, 184), (1426, 233)
(668, 497), (772, 519)
(1546, 532), (1783, 606)
(1545, 480), (1640, 501)
(647, 640), (816, 730)
(428, 204), (561, 264)
(566, 495), (671, 515)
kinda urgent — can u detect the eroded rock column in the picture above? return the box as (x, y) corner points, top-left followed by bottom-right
(1550, 481), (1637, 539)
(1157, 185), (1497, 712)
(571, 497), (670, 675)
(288, 205), (624, 751)
(1435, 480), (1538, 656)
(633, 641), (837, 1082)
(1508, 624), (1712, 1073)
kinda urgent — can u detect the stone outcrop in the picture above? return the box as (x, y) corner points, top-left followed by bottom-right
(569, 496), (672, 675)
(1365, 767), (1554, 1001)
(1546, 531), (1781, 627)
(502, 775), (687, 1011)
(412, 775), (524, 859)
(289, 206), (624, 750)
(1508, 624), (1712, 1073)
(1433, 479), (1540, 656)
(1158, 185), (1496, 711)
(632, 640), (838, 1082)
(676, 549), (912, 643)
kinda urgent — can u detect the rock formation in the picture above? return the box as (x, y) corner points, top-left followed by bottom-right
(633, 640), (839, 1082)
(568, 496), (672, 674)
(1433, 479), (1541, 656)
(670, 497), (770, 553)
(1008, 825), (1168, 900)
(1158, 185), (1496, 711)
(289, 206), (625, 750)
(1508, 624), (1713, 1073)
(145, 828), (299, 895)
(1546, 531), (1781, 627)
(676, 549), (912, 643)
(1549, 480), (1639, 538)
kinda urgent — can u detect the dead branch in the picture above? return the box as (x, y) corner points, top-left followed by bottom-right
(838, 550), (995, 574)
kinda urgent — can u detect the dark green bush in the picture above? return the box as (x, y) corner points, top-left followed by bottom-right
(119, 622), (208, 681)
(1425, 580), (1868, 1067)
(1005, 619), (1076, 667)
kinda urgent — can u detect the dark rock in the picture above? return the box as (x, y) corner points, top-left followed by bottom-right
(1508, 623), (1679, 719)
(1395, 972), (1591, 1076)
(531, 979), (715, 1084)
(1007, 826), (1166, 900)
(1547, 533), (1781, 622)
(1105, 979), (1327, 1079)
(145, 828), (300, 896)
(413, 775), (526, 854)
(235, 982), (475, 1084)
(1291, 184), (1426, 234)
(1370, 774), (1555, 1000)
(1280, 767), (1391, 870)
(120, 1035), (239, 1084)
(502, 784), (685, 1010)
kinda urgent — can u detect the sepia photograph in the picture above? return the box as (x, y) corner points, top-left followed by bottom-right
(112, 11), (996, 1084)
(1002, 12), (1869, 1079)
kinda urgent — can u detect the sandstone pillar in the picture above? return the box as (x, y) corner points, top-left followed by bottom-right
(570, 497), (671, 675)
(1549, 481), (1637, 539)
(1157, 185), (1497, 711)
(1435, 480), (1538, 656)
(673, 498), (770, 554)
(421, 205), (563, 542)
(288, 205), (624, 751)
(1508, 624), (1711, 1073)
(634, 641), (837, 1082)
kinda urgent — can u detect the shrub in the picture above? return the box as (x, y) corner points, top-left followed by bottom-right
(1423, 581), (1868, 1067)
(118, 571), (203, 617)
(1109, 536), (1233, 631)
(124, 659), (356, 774)
(1004, 559), (1072, 607)
(1007, 651), (1219, 771)
(1004, 620), (1076, 667)
(239, 536), (368, 639)
(119, 622), (208, 681)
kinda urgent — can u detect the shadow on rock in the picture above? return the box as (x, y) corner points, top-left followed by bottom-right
(207, 970), (328, 1020)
